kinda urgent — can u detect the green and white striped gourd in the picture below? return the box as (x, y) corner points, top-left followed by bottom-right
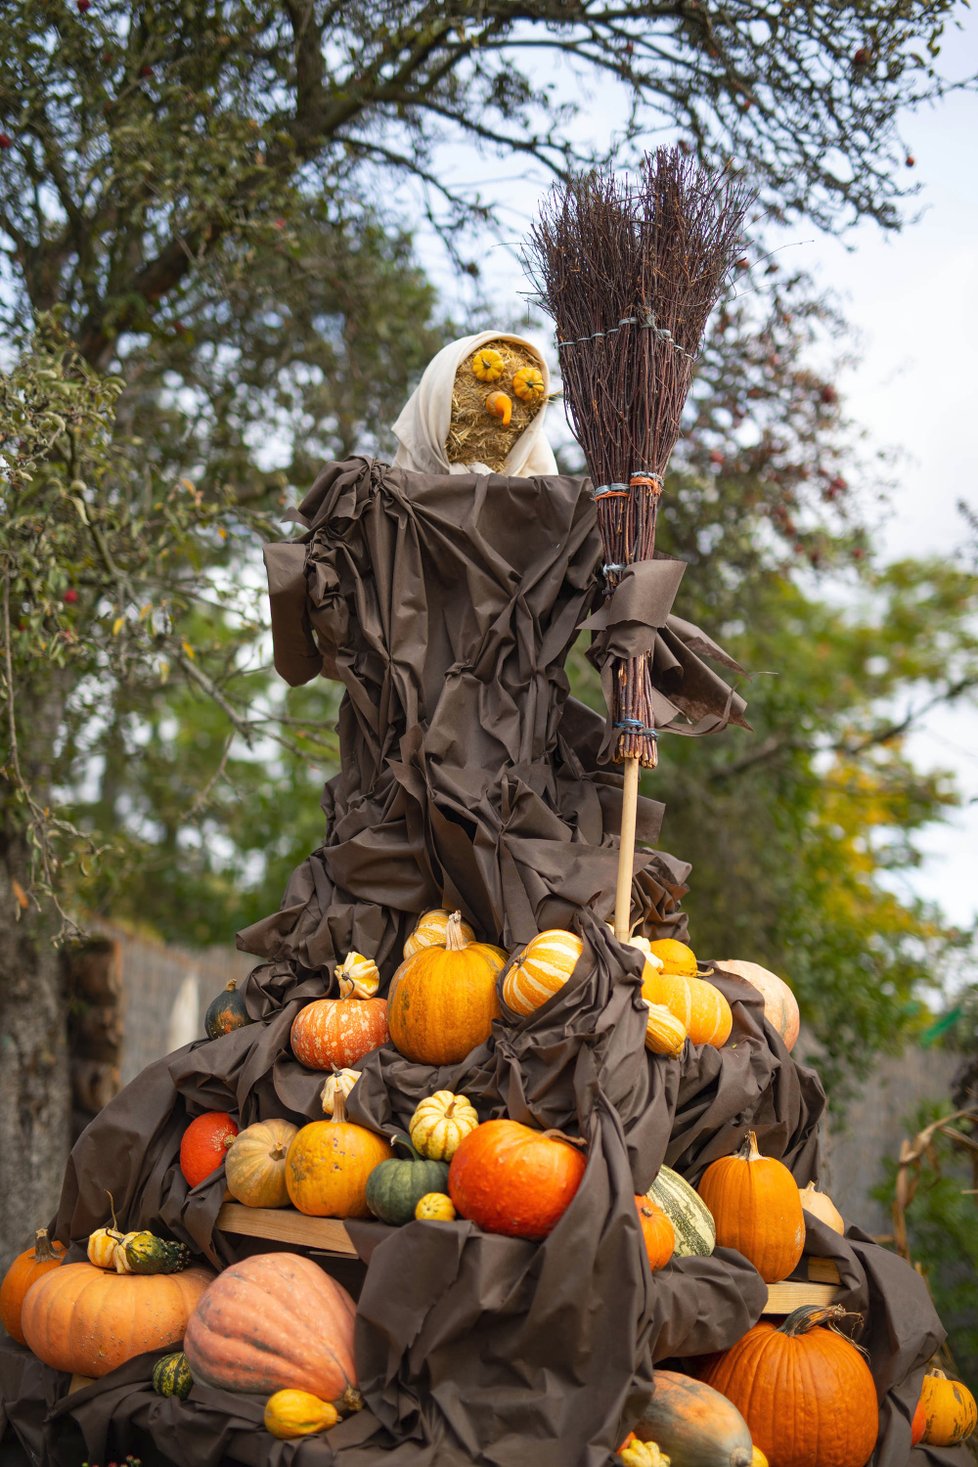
(646, 1165), (716, 1257)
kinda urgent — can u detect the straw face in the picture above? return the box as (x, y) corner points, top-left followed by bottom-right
(523, 148), (753, 764)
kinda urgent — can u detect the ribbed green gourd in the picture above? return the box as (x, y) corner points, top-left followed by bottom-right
(118, 1231), (192, 1275)
(365, 1137), (450, 1225)
(153, 1350), (194, 1399)
(646, 1165), (716, 1258)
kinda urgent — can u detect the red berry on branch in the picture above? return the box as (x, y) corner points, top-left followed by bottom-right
(819, 384), (838, 405)
(140, 64), (153, 78)
(63, 588), (79, 604)
(77, 0), (91, 12)
(709, 449), (725, 466)
(905, 154), (916, 168)
(0, 134), (12, 150)
(852, 546), (865, 560)
(735, 257), (749, 271)
(853, 46), (871, 66)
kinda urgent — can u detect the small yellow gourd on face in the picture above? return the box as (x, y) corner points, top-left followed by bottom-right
(263, 1388), (339, 1439)
(471, 347), (505, 382)
(414, 1192), (457, 1221)
(334, 951), (380, 999)
(409, 1091), (480, 1161)
(512, 365), (545, 402)
(484, 390), (512, 426)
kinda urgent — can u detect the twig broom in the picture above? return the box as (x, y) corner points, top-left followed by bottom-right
(524, 148), (752, 940)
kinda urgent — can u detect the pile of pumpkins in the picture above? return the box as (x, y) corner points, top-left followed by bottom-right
(3, 905), (975, 1458)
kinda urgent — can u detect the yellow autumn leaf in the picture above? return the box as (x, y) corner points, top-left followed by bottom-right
(11, 879), (29, 911)
(181, 641), (195, 660)
(112, 617), (125, 636)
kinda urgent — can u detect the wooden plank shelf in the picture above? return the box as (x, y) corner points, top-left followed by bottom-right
(762, 1256), (843, 1315)
(216, 1203), (358, 1258)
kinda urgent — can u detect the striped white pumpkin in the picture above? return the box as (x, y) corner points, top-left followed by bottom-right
(502, 929), (584, 1016)
(403, 908), (476, 959)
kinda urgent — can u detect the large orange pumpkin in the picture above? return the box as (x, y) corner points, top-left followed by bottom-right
(183, 1253), (359, 1409)
(716, 959), (800, 1050)
(703, 1304), (879, 1467)
(388, 911), (502, 1065)
(21, 1262), (212, 1377)
(285, 1096), (392, 1217)
(448, 1119), (586, 1239)
(0, 1229), (66, 1345)
(225, 1118), (299, 1209)
(290, 996), (389, 1070)
(696, 1131), (805, 1283)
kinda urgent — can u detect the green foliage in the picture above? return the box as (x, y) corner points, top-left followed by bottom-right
(873, 1102), (978, 1393)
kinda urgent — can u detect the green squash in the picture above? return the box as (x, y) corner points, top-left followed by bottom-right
(119, 1231), (192, 1274)
(204, 979), (253, 1040)
(153, 1350), (194, 1399)
(366, 1136), (449, 1225)
(647, 1165), (716, 1258)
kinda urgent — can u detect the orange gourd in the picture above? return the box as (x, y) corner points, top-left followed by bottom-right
(634, 1196), (675, 1272)
(388, 911), (501, 1065)
(290, 995), (389, 1070)
(184, 1253), (359, 1409)
(696, 1131), (805, 1283)
(641, 967), (732, 1046)
(264, 1388), (339, 1438)
(647, 938), (698, 976)
(502, 928), (584, 1015)
(21, 1262), (212, 1377)
(911, 1393), (926, 1446)
(0, 1229), (66, 1344)
(703, 1305), (879, 1467)
(918, 1368), (977, 1446)
(285, 1094), (391, 1217)
(179, 1111), (239, 1188)
(403, 908), (476, 958)
(225, 1118), (299, 1208)
(448, 1118), (586, 1240)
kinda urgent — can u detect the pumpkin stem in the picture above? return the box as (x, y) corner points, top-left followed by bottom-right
(778, 1304), (864, 1338)
(106, 1188), (120, 1232)
(540, 1128), (587, 1151)
(32, 1227), (58, 1262)
(444, 912), (469, 952)
(331, 1092), (349, 1125)
(741, 1130), (762, 1162)
(225, 979), (237, 993)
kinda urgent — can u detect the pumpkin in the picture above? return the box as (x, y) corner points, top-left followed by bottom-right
(0, 1229), (66, 1345)
(409, 1090), (480, 1161)
(183, 1252), (359, 1409)
(448, 1119), (586, 1240)
(703, 1305), (879, 1467)
(798, 1180), (844, 1234)
(633, 1371), (753, 1467)
(696, 1131), (805, 1283)
(114, 1230), (192, 1274)
(321, 1067), (362, 1116)
(647, 938), (698, 976)
(644, 968), (732, 1047)
(204, 979), (253, 1040)
(635, 1196), (675, 1272)
(285, 1095), (392, 1218)
(388, 911), (501, 1065)
(366, 1137), (451, 1225)
(87, 1226), (125, 1270)
(415, 1192), (457, 1222)
(264, 1389), (339, 1438)
(918, 1368), (977, 1446)
(715, 959), (800, 1051)
(512, 365), (545, 402)
(153, 1350), (194, 1399)
(225, 1118), (299, 1209)
(484, 390), (513, 426)
(502, 928), (584, 1016)
(619, 1441), (671, 1467)
(403, 907), (476, 958)
(21, 1262), (213, 1377)
(290, 995), (389, 1071)
(644, 1002), (688, 1057)
(751, 1450), (768, 1467)
(334, 950), (380, 998)
(180, 1111), (239, 1188)
(646, 1166), (716, 1258)
(471, 347), (506, 383)
(911, 1395), (926, 1446)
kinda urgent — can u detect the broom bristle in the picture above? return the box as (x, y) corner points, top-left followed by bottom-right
(523, 148), (754, 766)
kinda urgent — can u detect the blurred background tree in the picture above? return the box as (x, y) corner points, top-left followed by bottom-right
(1, 0), (975, 1261)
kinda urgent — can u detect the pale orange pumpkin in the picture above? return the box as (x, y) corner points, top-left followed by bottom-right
(388, 911), (501, 1065)
(716, 959), (800, 1051)
(696, 1131), (805, 1283)
(285, 1095), (392, 1218)
(0, 1229), (66, 1344)
(798, 1180), (845, 1234)
(225, 1118), (299, 1208)
(184, 1253), (359, 1409)
(291, 995), (389, 1071)
(502, 928), (584, 1016)
(21, 1262), (213, 1376)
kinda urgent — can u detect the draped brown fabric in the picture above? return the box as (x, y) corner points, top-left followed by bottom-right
(0, 459), (966, 1466)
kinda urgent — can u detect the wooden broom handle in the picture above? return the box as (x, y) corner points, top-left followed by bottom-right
(613, 756), (640, 940)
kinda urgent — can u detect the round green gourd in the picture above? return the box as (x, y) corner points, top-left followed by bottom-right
(646, 1164), (716, 1258)
(365, 1137), (450, 1225)
(204, 980), (253, 1040)
(153, 1350), (194, 1399)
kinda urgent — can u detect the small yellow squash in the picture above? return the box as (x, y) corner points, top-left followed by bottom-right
(471, 347), (505, 382)
(414, 1192), (457, 1222)
(263, 1388), (339, 1439)
(409, 1091), (480, 1161)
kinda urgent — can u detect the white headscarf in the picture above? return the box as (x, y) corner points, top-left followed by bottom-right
(391, 330), (559, 478)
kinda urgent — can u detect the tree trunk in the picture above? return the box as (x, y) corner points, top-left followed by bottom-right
(0, 823), (70, 1271)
